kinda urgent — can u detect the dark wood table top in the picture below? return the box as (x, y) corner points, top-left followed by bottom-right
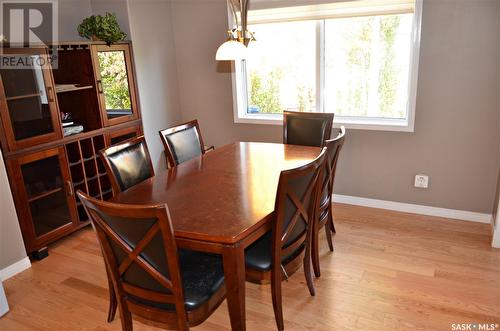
(112, 142), (321, 244)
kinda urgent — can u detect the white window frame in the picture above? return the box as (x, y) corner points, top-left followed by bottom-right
(231, 0), (423, 132)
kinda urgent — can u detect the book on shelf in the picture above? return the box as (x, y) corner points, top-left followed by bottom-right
(55, 84), (79, 92)
(63, 125), (84, 137)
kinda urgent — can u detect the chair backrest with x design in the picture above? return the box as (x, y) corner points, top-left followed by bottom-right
(318, 127), (346, 211)
(273, 147), (327, 264)
(76, 191), (189, 330)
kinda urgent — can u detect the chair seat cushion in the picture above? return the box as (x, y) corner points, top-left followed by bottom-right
(129, 249), (224, 311)
(245, 232), (304, 272)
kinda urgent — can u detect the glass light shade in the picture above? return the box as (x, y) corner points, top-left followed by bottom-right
(215, 40), (248, 61)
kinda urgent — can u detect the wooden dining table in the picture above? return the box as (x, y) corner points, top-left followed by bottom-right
(112, 141), (321, 330)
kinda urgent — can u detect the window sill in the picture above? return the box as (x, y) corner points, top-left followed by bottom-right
(234, 114), (414, 132)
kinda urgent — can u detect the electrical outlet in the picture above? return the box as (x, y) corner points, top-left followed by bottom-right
(414, 174), (429, 188)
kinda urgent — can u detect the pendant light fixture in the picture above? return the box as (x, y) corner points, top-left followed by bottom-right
(216, 0), (255, 61)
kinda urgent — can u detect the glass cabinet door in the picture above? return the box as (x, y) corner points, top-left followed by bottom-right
(92, 44), (139, 126)
(0, 48), (62, 151)
(14, 147), (77, 249)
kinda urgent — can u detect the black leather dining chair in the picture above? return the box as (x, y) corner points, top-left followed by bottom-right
(312, 126), (346, 278)
(98, 136), (156, 322)
(159, 119), (214, 168)
(283, 111), (334, 147)
(100, 136), (155, 195)
(244, 147), (327, 331)
(77, 191), (227, 331)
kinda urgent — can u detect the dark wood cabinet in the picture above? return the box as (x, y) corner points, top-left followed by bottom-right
(0, 41), (143, 257)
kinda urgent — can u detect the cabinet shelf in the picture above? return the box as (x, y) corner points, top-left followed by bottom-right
(82, 156), (95, 162)
(86, 175), (98, 182)
(55, 85), (94, 94)
(69, 160), (82, 167)
(72, 179), (85, 186)
(6, 93), (41, 101)
(102, 188), (112, 195)
(27, 187), (63, 203)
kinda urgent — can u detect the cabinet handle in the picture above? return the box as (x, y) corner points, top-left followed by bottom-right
(47, 86), (55, 102)
(97, 80), (103, 93)
(66, 180), (74, 196)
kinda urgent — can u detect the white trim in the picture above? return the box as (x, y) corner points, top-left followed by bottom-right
(0, 281), (8, 317)
(249, 0), (415, 22)
(493, 227), (500, 248)
(493, 205), (500, 248)
(234, 113), (416, 132)
(316, 20), (325, 113)
(405, 0), (422, 133)
(0, 257), (31, 281)
(333, 194), (492, 223)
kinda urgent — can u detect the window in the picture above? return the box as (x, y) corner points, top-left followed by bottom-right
(246, 21), (317, 114)
(232, 0), (422, 131)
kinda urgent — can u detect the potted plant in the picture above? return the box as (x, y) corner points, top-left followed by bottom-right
(77, 12), (127, 45)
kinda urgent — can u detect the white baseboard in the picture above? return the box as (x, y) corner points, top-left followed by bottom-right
(333, 194), (492, 224)
(0, 257), (31, 281)
(0, 281), (8, 317)
(492, 213), (500, 248)
(493, 228), (500, 248)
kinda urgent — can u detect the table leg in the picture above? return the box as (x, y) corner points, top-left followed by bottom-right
(223, 244), (246, 331)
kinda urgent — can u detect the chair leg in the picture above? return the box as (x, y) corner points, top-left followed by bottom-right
(117, 300), (133, 331)
(119, 312), (133, 331)
(325, 218), (334, 252)
(312, 222), (321, 278)
(113, 282), (133, 331)
(271, 268), (284, 331)
(104, 265), (118, 323)
(107, 281), (118, 322)
(329, 202), (336, 234)
(304, 239), (316, 296)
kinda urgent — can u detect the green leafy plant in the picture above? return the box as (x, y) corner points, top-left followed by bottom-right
(249, 69), (283, 114)
(77, 13), (127, 45)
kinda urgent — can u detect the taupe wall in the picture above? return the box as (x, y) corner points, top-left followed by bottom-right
(57, 0), (131, 41)
(127, 0), (182, 171)
(90, 0), (131, 37)
(0, 151), (27, 271)
(171, 0), (500, 214)
(57, 0), (180, 170)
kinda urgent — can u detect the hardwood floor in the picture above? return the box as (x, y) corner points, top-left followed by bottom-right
(2, 203), (500, 331)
